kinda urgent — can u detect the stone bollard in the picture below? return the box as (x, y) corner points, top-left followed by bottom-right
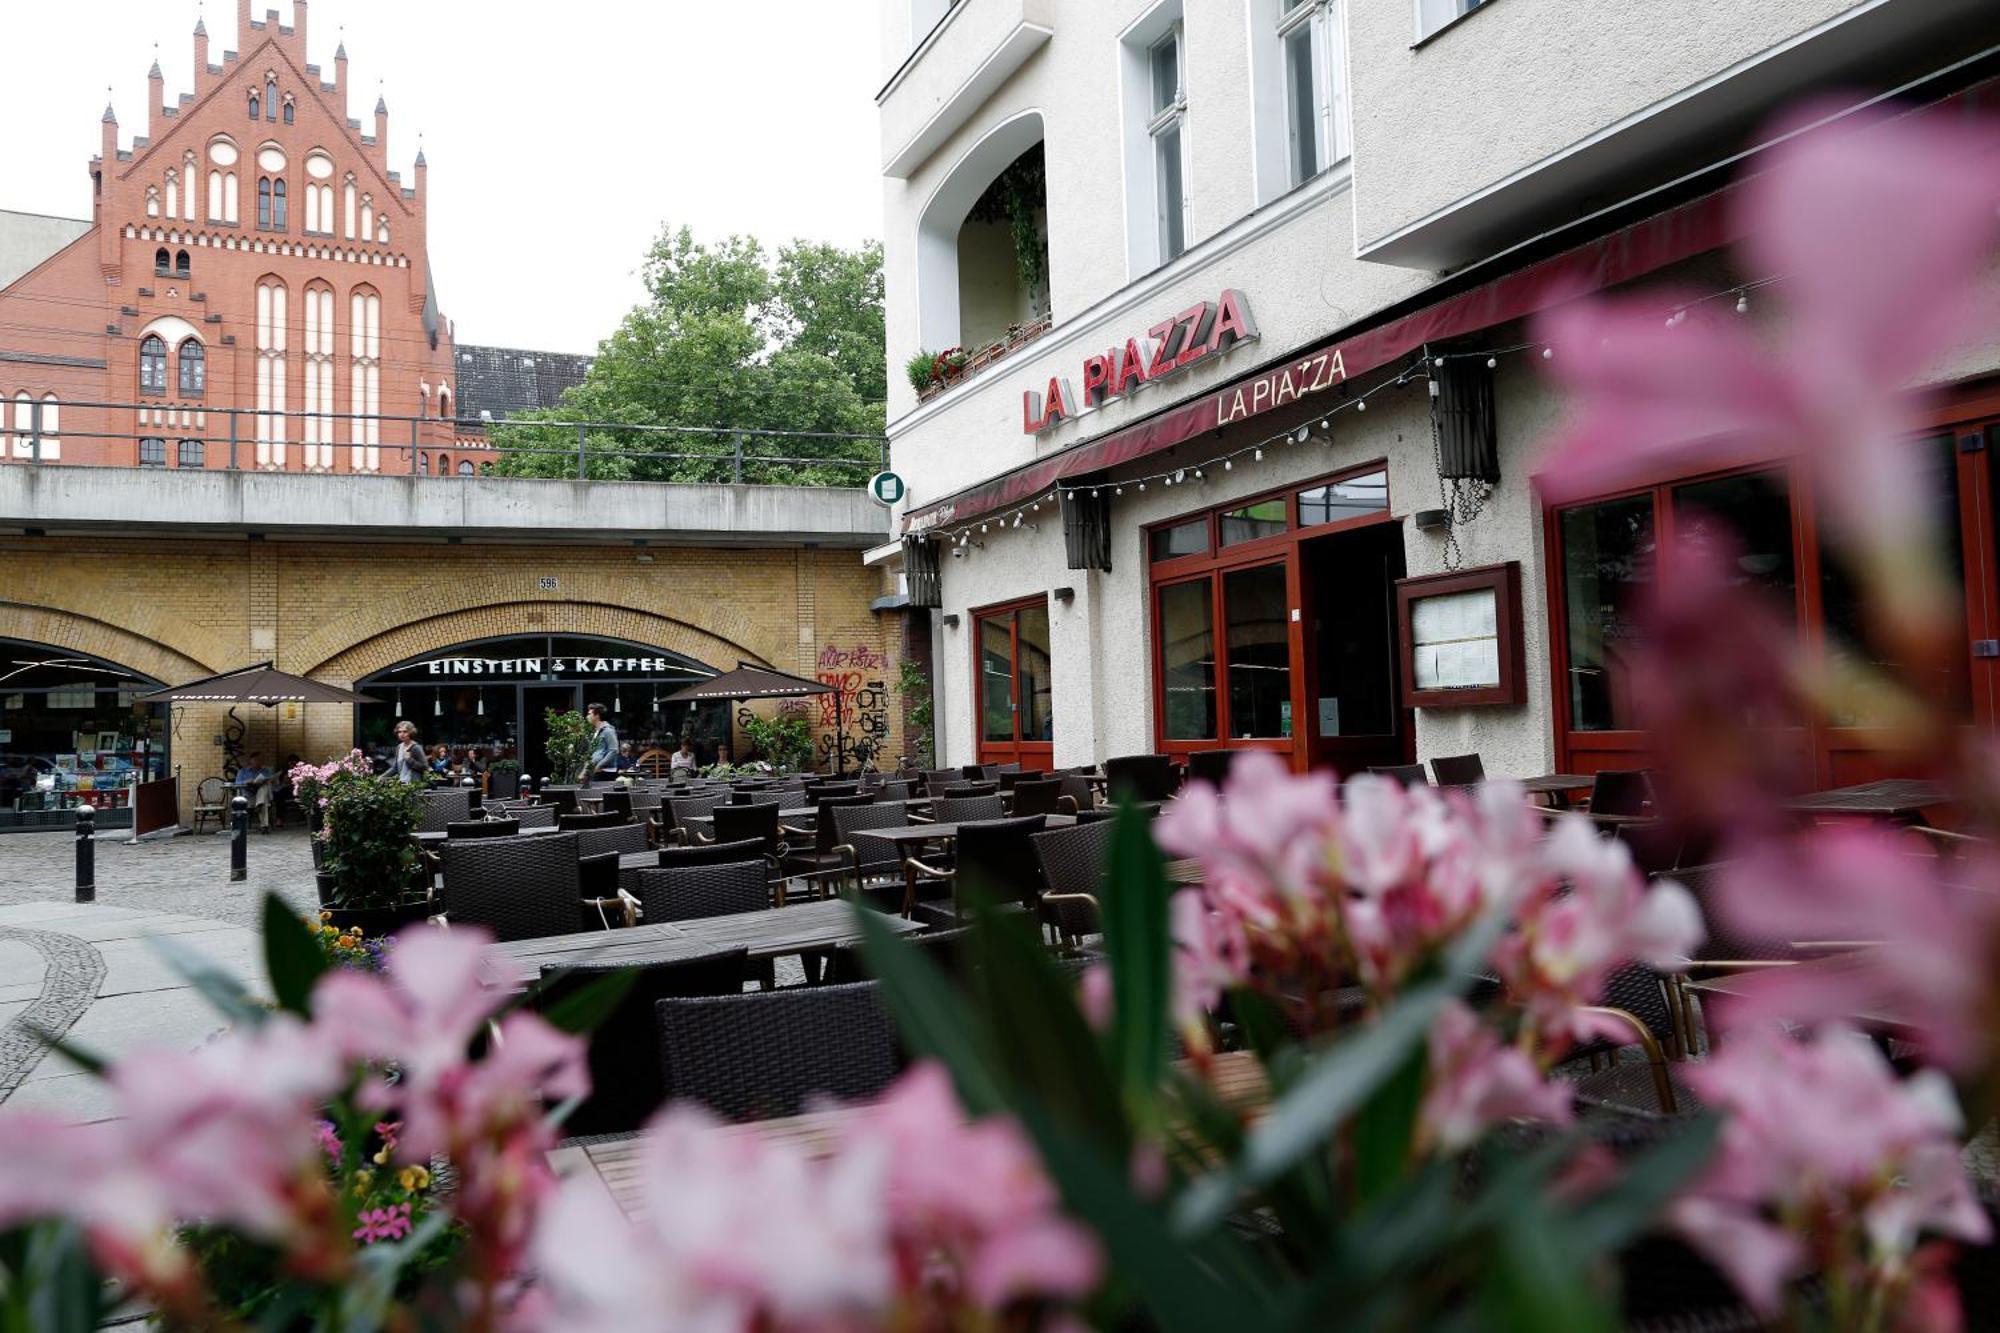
(74, 805), (95, 904)
(229, 793), (249, 883)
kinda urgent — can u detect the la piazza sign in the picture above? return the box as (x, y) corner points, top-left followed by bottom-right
(1021, 289), (1258, 435)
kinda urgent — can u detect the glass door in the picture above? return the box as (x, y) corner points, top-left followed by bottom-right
(974, 599), (1054, 767)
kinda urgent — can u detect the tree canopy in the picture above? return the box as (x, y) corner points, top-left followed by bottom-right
(489, 227), (886, 484)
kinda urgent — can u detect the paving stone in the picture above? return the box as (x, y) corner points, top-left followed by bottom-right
(50, 988), (232, 1065)
(2, 1070), (120, 1124)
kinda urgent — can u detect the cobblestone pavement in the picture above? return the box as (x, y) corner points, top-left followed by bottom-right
(0, 828), (320, 929)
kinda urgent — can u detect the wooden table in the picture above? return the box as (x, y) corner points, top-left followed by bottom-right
(866, 814), (1078, 852)
(415, 825), (566, 846)
(550, 1048), (1266, 1220)
(491, 899), (924, 980)
(1784, 779), (1952, 823)
(682, 797), (925, 835)
(1516, 774), (1596, 807)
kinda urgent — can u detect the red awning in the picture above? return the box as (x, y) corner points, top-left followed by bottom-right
(901, 183), (1737, 535)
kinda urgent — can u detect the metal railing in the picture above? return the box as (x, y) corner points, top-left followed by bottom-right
(0, 399), (889, 484)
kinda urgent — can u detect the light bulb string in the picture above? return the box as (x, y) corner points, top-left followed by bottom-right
(929, 270), (1783, 552)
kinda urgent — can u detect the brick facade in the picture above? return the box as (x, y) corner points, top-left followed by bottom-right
(0, 533), (906, 820)
(0, 1), (458, 474)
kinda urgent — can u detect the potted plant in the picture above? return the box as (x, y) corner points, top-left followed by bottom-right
(287, 750), (369, 836)
(315, 765), (432, 935)
(905, 349), (940, 395)
(487, 757), (521, 800)
(543, 708), (592, 784)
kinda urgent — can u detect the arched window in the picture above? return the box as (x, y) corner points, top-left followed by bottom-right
(255, 278), (287, 468)
(417, 452), (429, 475)
(272, 178), (287, 230)
(139, 335), (167, 395)
(481, 462), (492, 475)
(164, 170), (178, 221)
(38, 395), (58, 458)
(145, 187), (159, 218)
(438, 387), (452, 421)
(282, 96), (295, 125)
(139, 437), (166, 467)
(177, 438), (204, 468)
(8, 392), (26, 457)
(359, 195), (373, 241)
(154, 247), (171, 274)
(265, 78), (278, 121)
(342, 176), (357, 240)
(349, 285), (381, 471)
(183, 151), (198, 221)
(225, 172), (239, 224)
(175, 249), (190, 276)
(376, 218), (389, 244)
(302, 282), (335, 470)
(177, 339), (205, 397)
(247, 91), (259, 120)
(208, 170), (223, 219)
(456, 460), (474, 477)
(257, 177), (272, 229)
(438, 453), (451, 475)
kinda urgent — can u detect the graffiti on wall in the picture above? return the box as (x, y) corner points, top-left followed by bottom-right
(815, 644), (890, 772)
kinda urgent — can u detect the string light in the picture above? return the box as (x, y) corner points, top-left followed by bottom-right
(1486, 357), (1497, 369)
(1253, 447), (1263, 462)
(1223, 458), (1232, 470)
(1542, 347), (1554, 359)
(1736, 293), (1751, 314)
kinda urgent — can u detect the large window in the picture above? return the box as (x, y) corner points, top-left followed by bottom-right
(1558, 494), (1654, 734)
(255, 278), (287, 468)
(974, 599), (1053, 761)
(139, 335), (167, 396)
(1158, 580), (1216, 740)
(1417, 0), (1490, 41)
(177, 339), (204, 397)
(1225, 564), (1292, 738)
(0, 640), (169, 825)
(1278, 1), (1348, 186)
(1147, 22), (1190, 263)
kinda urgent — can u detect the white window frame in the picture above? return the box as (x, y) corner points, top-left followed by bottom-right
(1278, 0), (1348, 188)
(1415, 0), (1489, 44)
(1146, 22), (1191, 264)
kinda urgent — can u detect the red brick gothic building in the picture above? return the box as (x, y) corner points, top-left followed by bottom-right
(0, 1), (460, 472)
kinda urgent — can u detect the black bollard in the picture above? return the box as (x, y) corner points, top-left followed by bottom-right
(73, 805), (95, 904)
(463, 773), (482, 819)
(229, 793), (248, 883)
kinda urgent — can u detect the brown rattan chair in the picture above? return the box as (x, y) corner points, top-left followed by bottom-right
(631, 859), (772, 924)
(1104, 753), (1177, 802)
(933, 794), (1005, 823)
(439, 832), (600, 942)
(416, 788), (472, 833)
(1185, 749), (1251, 787)
(1367, 764), (1431, 788)
(576, 822), (651, 859)
(904, 814), (1048, 924)
(1009, 777), (1067, 817)
(510, 803), (557, 830)
(445, 818), (518, 840)
(558, 809), (624, 832)
(656, 981), (901, 1121)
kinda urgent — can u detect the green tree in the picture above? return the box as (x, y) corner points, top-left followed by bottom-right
(489, 226), (885, 485)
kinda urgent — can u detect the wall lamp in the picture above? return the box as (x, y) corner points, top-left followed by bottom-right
(1413, 508), (1451, 532)
(941, 614), (961, 629)
(1052, 586), (1075, 604)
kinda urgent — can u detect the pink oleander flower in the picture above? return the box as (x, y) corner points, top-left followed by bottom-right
(1709, 828), (2000, 1071)
(528, 1063), (1098, 1330)
(353, 1202), (412, 1246)
(1535, 103), (2000, 667)
(1492, 815), (1703, 1049)
(1419, 999), (1574, 1155)
(1671, 1025), (1989, 1317)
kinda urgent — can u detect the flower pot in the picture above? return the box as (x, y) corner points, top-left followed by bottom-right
(321, 899), (433, 938)
(489, 770), (520, 800)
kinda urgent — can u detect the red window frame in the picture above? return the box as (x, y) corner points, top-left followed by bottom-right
(1145, 460), (1395, 769)
(971, 595), (1055, 767)
(1539, 402), (2000, 787)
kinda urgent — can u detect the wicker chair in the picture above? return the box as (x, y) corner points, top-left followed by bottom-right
(920, 768), (963, 797)
(1056, 773), (1097, 813)
(1428, 753), (1486, 786)
(708, 801), (782, 851)
(821, 926), (974, 986)
(416, 789), (472, 833)
(1185, 749), (1252, 787)
(662, 792), (729, 844)
(826, 802), (913, 905)
(1587, 768), (1654, 816)
(1030, 819), (1115, 946)
(1554, 963), (1697, 1116)
(594, 788), (634, 821)
(933, 794), (1005, 823)
(540, 785), (581, 817)
(486, 769), (521, 800)
(1104, 753), (1177, 802)
(578, 851), (631, 925)
(656, 981), (902, 1121)
(1367, 764), (1431, 788)
(558, 809), (624, 832)
(779, 794), (876, 883)
(576, 822), (651, 859)
(439, 832), (599, 942)
(904, 814), (1049, 924)
(632, 859), (772, 924)
(192, 777), (230, 833)
(1009, 778), (1068, 817)
(446, 818), (517, 840)
(653, 837), (769, 871)
(511, 803), (557, 830)
(938, 781), (999, 799)
(871, 779), (912, 803)
(537, 946), (750, 1135)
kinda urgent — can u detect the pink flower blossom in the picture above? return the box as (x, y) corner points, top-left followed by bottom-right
(1708, 829), (1999, 1070)
(1419, 1000), (1573, 1154)
(1672, 1024), (1989, 1315)
(353, 1202), (412, 1245)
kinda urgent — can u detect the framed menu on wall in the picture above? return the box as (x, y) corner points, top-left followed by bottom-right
(1395, 562), (1525, 708)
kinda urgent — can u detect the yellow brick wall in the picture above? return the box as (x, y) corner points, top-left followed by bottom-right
(0, 535), (904, 821)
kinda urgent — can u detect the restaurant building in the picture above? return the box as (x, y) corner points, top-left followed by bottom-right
(872, 0), (2000, 783)
(0, 468), (902, 828)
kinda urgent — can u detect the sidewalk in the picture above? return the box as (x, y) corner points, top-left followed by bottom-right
(0, 901), (266, 1123)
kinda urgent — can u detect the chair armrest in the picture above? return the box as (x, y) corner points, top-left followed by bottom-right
(618, 887), (642, 925)
(1056, 795), (1078, 816)
(1038, 891), (1102, 939)
(1574, 1005), (1677, 1114)
(779, 823), (813, 837)
(581, 896), (632, 930)
(900, 857), (954, 917)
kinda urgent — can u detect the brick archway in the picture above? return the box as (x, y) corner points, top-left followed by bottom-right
(0, 602), (212, 685)
(301, 600), (772, 684)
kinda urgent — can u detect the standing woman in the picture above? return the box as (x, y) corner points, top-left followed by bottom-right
(391, 721), (427, 784)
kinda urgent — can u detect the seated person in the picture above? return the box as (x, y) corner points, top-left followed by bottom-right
(669, 738), (700, 775)
(609, 742), (639, 773)
(233, 753), (275, 829)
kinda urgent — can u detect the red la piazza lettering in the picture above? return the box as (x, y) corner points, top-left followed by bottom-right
(1022, 289), (1257, 435)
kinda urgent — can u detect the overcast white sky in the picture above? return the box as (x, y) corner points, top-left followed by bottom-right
(0, 1), (886, 353)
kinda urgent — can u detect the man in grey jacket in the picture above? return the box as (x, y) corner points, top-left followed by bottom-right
(583, 703), (618, 784)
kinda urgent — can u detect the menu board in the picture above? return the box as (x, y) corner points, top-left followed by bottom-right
(1410, 589), (1502, 691)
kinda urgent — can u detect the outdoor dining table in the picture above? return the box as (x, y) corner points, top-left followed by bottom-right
(486, 898), (926, 985)
(680, 797), (927, 836)
(1783, 778), (1952, 824)
(864, 813), (1079, 854)
(414, 825), (567, 846)
(1516, 774), (1596, 807)
(548, 1047), (1267, 1221)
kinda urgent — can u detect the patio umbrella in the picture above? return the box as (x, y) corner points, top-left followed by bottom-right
(137, 663), (380, 781)
(658, 661), (845, 773)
